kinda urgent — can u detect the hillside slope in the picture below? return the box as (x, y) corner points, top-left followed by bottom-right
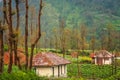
(0, 0), (120, 35)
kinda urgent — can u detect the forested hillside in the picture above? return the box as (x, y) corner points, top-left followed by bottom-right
(0, 0), (120, 29)
(0, 0), (120, 79)
(0, 0), (120, 48)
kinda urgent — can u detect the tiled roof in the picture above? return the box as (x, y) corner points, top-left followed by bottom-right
(32, 52), (71, 67)
(91, 50), (113, 58)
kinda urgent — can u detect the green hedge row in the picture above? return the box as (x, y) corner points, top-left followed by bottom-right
(0, 71), (47, 80)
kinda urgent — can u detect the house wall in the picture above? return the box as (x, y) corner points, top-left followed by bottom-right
(53, 66), (58, 77)
(104, 58), (112, 64)
(95, 57), (112, 65)
(35, 65), (68, 77)
(36, 67), (53, 77)
(53, 65), (67, 77)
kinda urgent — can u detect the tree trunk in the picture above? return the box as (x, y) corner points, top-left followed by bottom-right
(8, 0), (13, 73)
(14, 0), (22, 70)
(3, 0), (9, 24)
(29, 0), (43, 69)
(60, 19), (65, 58)
(25, 0), (29, 70)
(0, 21), (4, 74)
(13, 41), (21, 70)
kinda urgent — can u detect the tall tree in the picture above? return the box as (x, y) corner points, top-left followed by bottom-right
(80, 24), (87, 52)
(13, 0), (21, 69)
(0, 0), (8, 74)
(8, 0), (13, 73)
(106, 24), (114, 51)
(0, 21), (4, 74)
(25, 0), (29, 69)
(53, 28), (58, 51)
(59, 19), (66, 58)
(29, 0), (43, 69)
(90, 35), (96, 53)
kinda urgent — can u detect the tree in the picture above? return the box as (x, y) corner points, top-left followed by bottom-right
(90, 35), (96, 53)
(8, 0), (14, 73)
(80, 24), (87, 52)
(13, 0), (21, 69)
(25, 0), (29, 69)
(53, 28), (58, 50)
(99, 28), (108, 50)
(59, 19), (66, 58)
(0, 0), (8, 74)
(29, 0), (43, 69)
(106, 24), (115, 51)
(0, 21), (4, 74)
(76, 28), (81, 77)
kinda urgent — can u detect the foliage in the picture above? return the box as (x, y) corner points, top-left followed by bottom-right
(0, 0), (120, 49)
(79, 51), (90, 56)
(0, 66), (47, 80)
(80, 56), (92, 64)
(67, 63), (120, 79)
(55, 77), (85, 80)
(104, 71), (120, 80)
(4, 44), (9, 51)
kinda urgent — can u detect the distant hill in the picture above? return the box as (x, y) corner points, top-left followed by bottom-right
(0, 0), (120, 35)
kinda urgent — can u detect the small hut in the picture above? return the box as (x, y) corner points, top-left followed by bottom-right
(32, 52), (70, 77)
(90, 50), (114, 65)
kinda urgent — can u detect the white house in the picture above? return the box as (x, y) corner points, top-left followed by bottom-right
(32, 52), (70, 77)
(90, 50), (114, 65)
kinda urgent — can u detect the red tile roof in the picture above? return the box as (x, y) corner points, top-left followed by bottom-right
(32, 52), (71, 67)
(90, 50), (113, 58)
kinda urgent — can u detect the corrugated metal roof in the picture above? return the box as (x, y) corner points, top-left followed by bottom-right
(32, 52), (71, 67)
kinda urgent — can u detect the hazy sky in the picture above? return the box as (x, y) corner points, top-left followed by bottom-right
(0, 0), (2, 2)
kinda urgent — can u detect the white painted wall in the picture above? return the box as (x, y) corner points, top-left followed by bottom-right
(53, 66), (58, 77)
(95, 58), (97, 65)
(35, 65), (68, 77)
(104, 58), (112, 64)
(94, 57), (112, 65)
(36, 67), (52, 77)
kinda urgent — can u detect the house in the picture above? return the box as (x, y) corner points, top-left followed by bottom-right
(90, 50), (114, 65)
(32, 52), (71, 77)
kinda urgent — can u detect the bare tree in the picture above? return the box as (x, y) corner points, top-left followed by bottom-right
(29, 0), (43, 69)
(80, 24), (87, 53)
(13, 0), (21, 69)
(8, 0), (13, 73)
(0, 0), (8, 74)
(60, 19), (66, 58)
(0, 21), (4, 74)
(90, 35), (96, 53)
(25, 0), (29, 69)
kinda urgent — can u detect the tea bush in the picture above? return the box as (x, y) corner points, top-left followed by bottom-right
(0, 66), (47, 80)
(67, 63), (118, 79)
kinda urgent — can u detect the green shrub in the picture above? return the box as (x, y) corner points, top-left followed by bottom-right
(0, 66), (47, 80)
(104, 71), (120, 80)
(80, 56), (92, 64)
(0, 71), (47, 80)
(4, 44), (8, 51)
(79, 51), (90, 56)
(67, 63), (116, 79)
